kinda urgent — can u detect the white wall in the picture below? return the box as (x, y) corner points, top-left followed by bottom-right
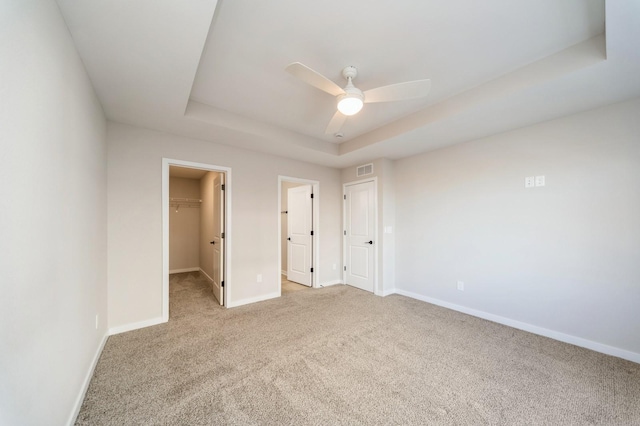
(169, 177), (200, 271)
(107, 123), (342, 329)
(0, 1), (108, 424)
(394, 98), (640, 358)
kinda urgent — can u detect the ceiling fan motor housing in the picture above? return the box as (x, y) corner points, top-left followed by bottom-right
(342, 65), (358, 80)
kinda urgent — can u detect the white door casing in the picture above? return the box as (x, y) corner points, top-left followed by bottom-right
(211, 173), (225, 305)
(344, 180), (376, 293)
(163, 158), (232, 321)
(287, 185), (312, 286)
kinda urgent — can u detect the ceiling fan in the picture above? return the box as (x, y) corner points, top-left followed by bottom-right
(285, 62), (431, 135)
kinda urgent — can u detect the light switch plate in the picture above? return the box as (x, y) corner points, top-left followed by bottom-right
(535, 175), (545, 187)
(525, 176), (535, 188)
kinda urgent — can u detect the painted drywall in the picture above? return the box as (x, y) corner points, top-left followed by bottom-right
(394, 97), (640, 357)
(107, 123), (342, 329)
(169, 177), (201, 271)
(380, 159), (397, 295)
(280, 181), (305, 274)
(0, 1), (108, 424)
(199, 171), (219, 281)
(341, 159), (396, 294)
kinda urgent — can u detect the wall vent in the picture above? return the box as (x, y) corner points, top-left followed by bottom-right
(356, 163), (373, 177)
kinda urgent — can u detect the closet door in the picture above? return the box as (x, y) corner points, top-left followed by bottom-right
(287, 185), (312, 286)
(344, 180), (375, 293)
(211, 173), (225, 305)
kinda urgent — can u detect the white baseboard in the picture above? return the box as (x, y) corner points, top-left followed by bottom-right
(394, 289), (640, 364)
(199, 268), (214, 283)
(108, 316), (165, 336)
(67, 333), (108, 426)
(281, 270), (287, 276)
(381, 288), (397, 297)
(227, 292), (279, 308)
(169, 267), (199, 274)
(318, 279), (342, 287)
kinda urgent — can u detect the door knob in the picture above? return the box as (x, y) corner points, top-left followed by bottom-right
(210, 241), (215, 245)
(366, 240), (373, 245)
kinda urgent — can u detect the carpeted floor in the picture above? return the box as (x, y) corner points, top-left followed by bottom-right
(281, 274), (310, 294)
(76, 272), (640, 425)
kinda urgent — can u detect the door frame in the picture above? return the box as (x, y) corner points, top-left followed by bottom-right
(162, 158), (232, 320)
(278, 176), (320, 293)
(343, 177), (379, 295)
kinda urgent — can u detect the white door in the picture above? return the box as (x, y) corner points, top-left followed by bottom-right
(344, 181), (375, 292)
(211, 173), (225, 305)
(287, 185), (312, 286)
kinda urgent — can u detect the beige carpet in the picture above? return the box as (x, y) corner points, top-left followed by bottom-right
(76, 272), (640, 425)
(281, 274), (310, 294)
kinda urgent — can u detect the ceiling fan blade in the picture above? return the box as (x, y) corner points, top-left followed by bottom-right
(325, 111), (347, 135)
(286, 62), (345, 97)
(363, 79), (431, 103)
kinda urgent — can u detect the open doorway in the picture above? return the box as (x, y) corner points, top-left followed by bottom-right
(278, 176), (320, 295)
(162, 159), (231, 321)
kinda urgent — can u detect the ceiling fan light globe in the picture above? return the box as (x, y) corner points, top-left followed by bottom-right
(337, 95), (363, 116)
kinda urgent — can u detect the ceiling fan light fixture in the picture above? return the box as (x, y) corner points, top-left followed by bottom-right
(337, 93), (364, 116)
(286, 62), (431, 134)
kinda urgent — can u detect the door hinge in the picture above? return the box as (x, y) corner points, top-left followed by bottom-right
(310, 230), (314, 236)
(221, 232), (225, 239)
(344, 194), (346, 200)
(310, 267), (314, 273)
(221, 184), (225, 191)
(221, 280), (224, 288)
(344, 266), (346, 271)
(343, 230), (346, 236)
(310, 193), (314, 199)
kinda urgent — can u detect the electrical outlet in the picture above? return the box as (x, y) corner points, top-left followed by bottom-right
(525, 176), (535, 188)
(457, 281), (464, 291)
(257, 274), (262, 283)
(332, 263), (337, 270)
(535, 175), (545, 187)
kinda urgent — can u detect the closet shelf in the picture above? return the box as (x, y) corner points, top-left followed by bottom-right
(170, 197), (202, 211)
(170, 197), (202, 203)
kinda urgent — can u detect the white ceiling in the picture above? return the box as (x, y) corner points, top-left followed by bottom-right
(170, 166), (209, 180)
(56, 0), (640, 168)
